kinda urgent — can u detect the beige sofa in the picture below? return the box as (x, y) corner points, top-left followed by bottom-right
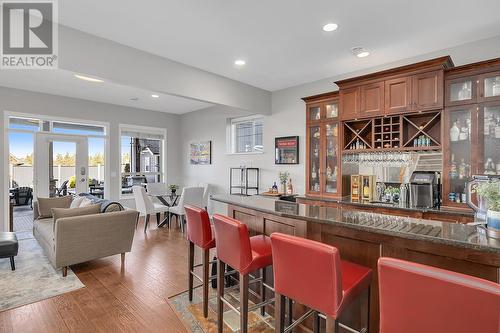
(33, 200), (139, 276)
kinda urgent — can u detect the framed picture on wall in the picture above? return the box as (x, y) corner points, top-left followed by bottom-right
(190, 141), (212, 165)
(275, 136), (299, 164)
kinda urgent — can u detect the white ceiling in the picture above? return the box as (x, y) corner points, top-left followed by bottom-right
(0, 69), (213, 114)
(59, 0), (500, 91)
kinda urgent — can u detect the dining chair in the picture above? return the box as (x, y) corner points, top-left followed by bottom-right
(199, 183), (213, 210)
(169, 186), (204, 232)
(146, 182), (168, 196)
(132, 186), (169, 232)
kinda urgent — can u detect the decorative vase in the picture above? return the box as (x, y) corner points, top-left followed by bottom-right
(171, 189), (176, 196)
(487, 210), (500, 239)
(450, 122), (460, 142)
(281, 183), (286, 195)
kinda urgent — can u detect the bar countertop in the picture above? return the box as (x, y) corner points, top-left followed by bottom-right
(296, 195), (475, 217)
(211, 194), (500, 255)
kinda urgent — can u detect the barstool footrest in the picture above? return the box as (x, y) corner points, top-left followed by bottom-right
(317, 313), (365, 333)
(284, 309), (314, 333)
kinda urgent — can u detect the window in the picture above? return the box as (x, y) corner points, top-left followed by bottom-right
(120, 126), (165, 196)
(229, 115), (264, 153)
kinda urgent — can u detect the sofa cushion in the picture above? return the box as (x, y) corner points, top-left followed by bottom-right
(37, 196), (72, 218)
(78, 193), (124, 213)
(51, 204), (101, 231)
(34, 218), (55, 244)
(69, 196), (85, 208)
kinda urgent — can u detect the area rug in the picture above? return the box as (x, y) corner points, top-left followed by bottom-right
(0, 234), (84, 312)
(169, 286), (275, 333)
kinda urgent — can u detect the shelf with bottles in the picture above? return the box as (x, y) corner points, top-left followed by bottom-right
(343, 119), (372, 151)
(481, 73), (500, 102)
(402, 111), (441, 150)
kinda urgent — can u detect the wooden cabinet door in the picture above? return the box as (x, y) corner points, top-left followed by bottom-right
(340, 87), (360, 120)
(360, 82), (384, 117)
(411, 70), (444, 111)
(384, 76), (411, 114)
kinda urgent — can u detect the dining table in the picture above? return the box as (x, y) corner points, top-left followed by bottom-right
(148, 192), (180, 228)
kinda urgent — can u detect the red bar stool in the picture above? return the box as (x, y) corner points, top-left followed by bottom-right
(378, 257), (500, 333)
(185, 205), (216, 318)
(271, 233), (372, 333)
(212, 214), (274, 333)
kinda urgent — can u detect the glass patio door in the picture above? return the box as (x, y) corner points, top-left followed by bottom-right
(34, 133), (88, 198)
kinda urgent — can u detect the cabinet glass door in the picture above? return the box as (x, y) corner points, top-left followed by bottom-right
(309, 126), (321, 192)
(444, 107), (473, 205)
(309, 105), (321, 121)
(480, 104), (500, 175)
(448, 79), (474, 104)
(483, 75), (500, 99)
(325, 101), (339, 119)
(324, 122), (338, 194)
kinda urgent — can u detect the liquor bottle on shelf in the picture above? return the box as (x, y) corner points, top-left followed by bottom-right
(311, 163), (317, 180)
(496, 116), (500, 139)
(450, 154), (458, 179)
(459, 159), (466, 180)
(326, 165), (333, 180)
(485, 158), (496, 175)
(450, 121), (460, 142)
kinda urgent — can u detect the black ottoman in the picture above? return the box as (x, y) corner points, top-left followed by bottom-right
(0, 232), (18, 270)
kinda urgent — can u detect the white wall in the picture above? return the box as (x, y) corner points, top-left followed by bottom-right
(1, 86), (182, 230)
(180, 35), (500, 215)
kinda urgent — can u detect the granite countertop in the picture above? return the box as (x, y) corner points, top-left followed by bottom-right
(296, 195), (475, 217)
(211, 194), (500, 254)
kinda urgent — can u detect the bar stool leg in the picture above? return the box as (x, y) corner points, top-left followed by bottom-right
(217, 260), (226, 333)
(144, 214), (150, 233)
(202, 249), (210, 318)
(260, 267), (266, 315)
(288, 298), (293, 332)
(325, 316), (339, 333)
(313, 311), (320, 333)
(188, 241), (195, 301)
(275, 293), (286, 333)
(239, 273), (249, 333)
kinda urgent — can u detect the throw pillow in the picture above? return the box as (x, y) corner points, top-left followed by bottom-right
(51, 204), (101, 231)
(79, 197), (93, 207)
(70, 196), (85, 208)
(37, 196), (73, 218)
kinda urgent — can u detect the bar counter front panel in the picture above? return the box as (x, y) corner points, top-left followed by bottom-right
(211, 194), (500, 333)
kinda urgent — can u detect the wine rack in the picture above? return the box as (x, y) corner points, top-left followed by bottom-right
(373, 116), (401, 149)
(402, 111), (441, 150)
(343, 119), (373, 151)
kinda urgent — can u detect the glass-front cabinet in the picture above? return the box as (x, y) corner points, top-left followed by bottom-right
(324, 122), (339, 194)
(479, 103), (500, 175)
(305, 93), (341, 198)
(479, 71), (500, 102)
(443, 106), (475, 207)
(446, 76), (476, 106)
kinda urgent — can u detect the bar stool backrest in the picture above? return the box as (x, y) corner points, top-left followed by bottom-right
(270, 233), (343, 317)
(378, 257), (500, 333)
(185, 205), (213, 249)
(212, 214), (253, 273)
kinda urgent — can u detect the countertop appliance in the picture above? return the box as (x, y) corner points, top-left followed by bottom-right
(466, 175), (500, 222)
(409, 171), (440, 209)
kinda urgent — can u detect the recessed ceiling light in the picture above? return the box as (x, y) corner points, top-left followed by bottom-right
(234, 59), (246, 66)
(130, 97), (138, 101)
(151, 94), (160, 98)
(322, 23), (338, 32)
(351, 47), (370, 58)
(74, 74), (104, 83)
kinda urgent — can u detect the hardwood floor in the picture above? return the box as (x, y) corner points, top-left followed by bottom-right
(0, 217), (206, 333)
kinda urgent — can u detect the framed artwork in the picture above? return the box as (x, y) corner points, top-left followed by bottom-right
(275, 136), (299, 164)
(190, 141), (212, 165)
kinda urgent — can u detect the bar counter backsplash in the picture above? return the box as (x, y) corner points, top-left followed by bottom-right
(211, 194), (500, 254)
